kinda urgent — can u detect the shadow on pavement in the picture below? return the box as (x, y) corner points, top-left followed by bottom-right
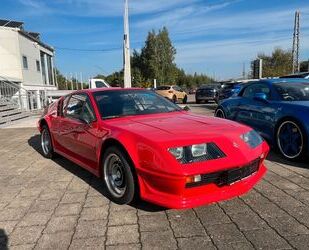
(0, 229), (8, 250)
(28, 134), (166, 212)
(267, 150), (308, 170)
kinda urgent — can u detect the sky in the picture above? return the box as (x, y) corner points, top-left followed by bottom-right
(1, 0), (309, 80)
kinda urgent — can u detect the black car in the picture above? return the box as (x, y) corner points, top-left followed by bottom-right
(195, 84), (220, 104)
(215, 82), (244, 103)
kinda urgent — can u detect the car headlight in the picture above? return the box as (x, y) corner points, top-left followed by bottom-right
(168, 143), (225, 164)
(240, 130), (263, 148)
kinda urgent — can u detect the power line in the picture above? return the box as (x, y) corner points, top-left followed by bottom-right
(54, 46), (121, 52)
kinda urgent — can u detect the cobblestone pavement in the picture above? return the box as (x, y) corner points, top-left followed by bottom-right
(0, 104), (308, 249)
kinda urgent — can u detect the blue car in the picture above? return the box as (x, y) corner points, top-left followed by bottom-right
(215, 78), (309, 160)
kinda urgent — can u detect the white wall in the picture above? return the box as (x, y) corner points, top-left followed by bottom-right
(18, 33), (44, 86)
(0, 28), (23, 81)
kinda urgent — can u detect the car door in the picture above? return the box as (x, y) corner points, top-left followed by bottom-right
(59, 93), (99, 170)
(173, 86), (184, 99)
(234, 83), (276, 137)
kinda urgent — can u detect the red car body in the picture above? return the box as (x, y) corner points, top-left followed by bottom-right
(38, 88), (269, 209)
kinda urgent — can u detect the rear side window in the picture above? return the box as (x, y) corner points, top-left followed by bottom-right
(157, 86), (170, 90)
(62, 95), (70, 116)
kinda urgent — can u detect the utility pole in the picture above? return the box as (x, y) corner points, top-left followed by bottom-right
(80, 72), (83, 90)
(292, 11), (300, 73)
(75, 72), (79, 90)
(242, 62), (246, 79)
(70, 73), (73, 90)
(123, 0), (132, 88)
(65, 74), (68, 90)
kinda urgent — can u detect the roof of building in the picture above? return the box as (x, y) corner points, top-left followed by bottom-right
(0, 19), (54, 52)
(0, 19), (24, 28)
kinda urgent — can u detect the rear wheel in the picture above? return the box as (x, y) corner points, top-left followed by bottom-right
(172, 95), (177, 103)
(215, 108), (226, 119)
(276, 120), (306, 160)
(102, 146), (136, 204)
(40, 125), (55, 159)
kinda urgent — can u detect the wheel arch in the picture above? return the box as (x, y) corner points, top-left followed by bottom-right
(99, 137), (139, 178)
(38, 118), (48, 132)
(274, 115), (306, 138)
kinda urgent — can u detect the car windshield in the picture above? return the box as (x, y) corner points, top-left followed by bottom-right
(93, 90), (182, 119)
(274, 82), (309, 101)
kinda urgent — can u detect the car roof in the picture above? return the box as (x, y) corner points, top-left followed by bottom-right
(69, 87), (145, 95)
(249, 78), (309, 85)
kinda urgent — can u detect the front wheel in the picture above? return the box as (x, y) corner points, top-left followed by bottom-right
(182, 95), (187, 104)
(276, 120), (306, 160)
(215, 108), (226, 119)
(102, 146), (136, 204)
(172, 95), (177, 103)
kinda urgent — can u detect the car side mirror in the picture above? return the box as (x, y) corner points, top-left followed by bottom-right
(79, 115), (91, 125)
(182, 105), (190, 111)
(253, 93), (268, 103)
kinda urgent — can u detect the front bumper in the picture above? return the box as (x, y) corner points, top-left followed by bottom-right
(137, 148), (268, 209)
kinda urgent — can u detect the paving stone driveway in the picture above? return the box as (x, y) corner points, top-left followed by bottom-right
(0, 106), (309, 249)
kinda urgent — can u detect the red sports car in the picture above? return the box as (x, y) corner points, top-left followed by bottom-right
(38, 88), (269, 209)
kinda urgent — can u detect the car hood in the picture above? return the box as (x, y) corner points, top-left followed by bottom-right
(108, 111), (250, 143)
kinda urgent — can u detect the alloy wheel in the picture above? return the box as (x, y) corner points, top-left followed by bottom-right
(41, 129), (51, 155)
(277, 121), (303, 159)
(104, 153), (127, 198)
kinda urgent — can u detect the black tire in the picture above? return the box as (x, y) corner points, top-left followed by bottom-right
(102, 146), (137, 205)
(215, 108), (226, 119)
(276, 119), (307, 160)
(40, 125), (55, 159)
(172, 95), (177, 103)
(182, 95), (187, 104)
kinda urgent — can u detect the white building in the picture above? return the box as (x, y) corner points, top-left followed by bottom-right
(0, 19), (57, 110)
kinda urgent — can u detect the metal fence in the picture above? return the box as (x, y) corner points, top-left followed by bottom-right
(0, 76), (45, 111)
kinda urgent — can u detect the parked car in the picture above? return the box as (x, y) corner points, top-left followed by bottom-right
(215, 82), (244, 103)
(279, 72), (309, 79)
(156, 85), (188, 104)
(195, 84), (220, 103)
(215, 78), (309, 160)
(38, 88), (269, 209)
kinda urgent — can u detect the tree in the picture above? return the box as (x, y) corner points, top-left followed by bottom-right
(255, 48), (293, 78)
(139, 27), (177, 85)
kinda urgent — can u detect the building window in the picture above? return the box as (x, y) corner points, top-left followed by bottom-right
(47, 55), (54, 85)
(22, 56), (28, 69)
(36, 60), (40, 72)
(40, 51), (47, 85)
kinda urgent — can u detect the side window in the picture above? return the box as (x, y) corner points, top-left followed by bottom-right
(80, 98), (96, 123)
(64, 94), (96, 123)
(65, 95), (85, 119)
(62, 95), (70, 116)
(242, 84), (270, 99)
